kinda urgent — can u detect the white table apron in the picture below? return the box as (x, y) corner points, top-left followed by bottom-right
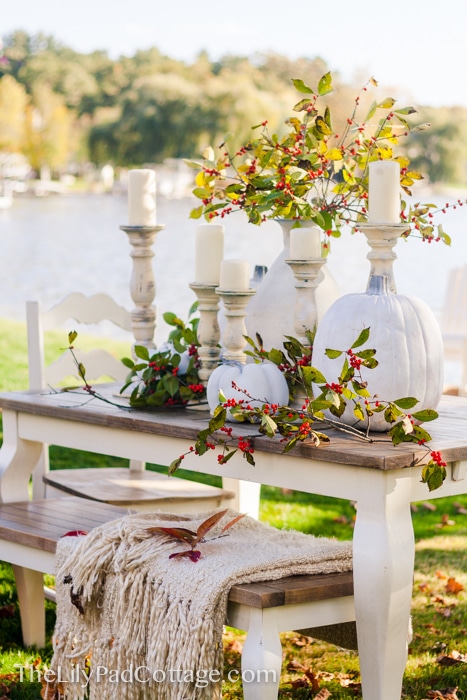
(1, 389), (467, 700)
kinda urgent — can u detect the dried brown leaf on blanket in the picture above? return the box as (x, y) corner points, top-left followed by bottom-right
(145, 509), (246, 561)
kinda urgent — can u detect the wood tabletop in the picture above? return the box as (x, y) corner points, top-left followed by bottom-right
(1, 386), (467, 471)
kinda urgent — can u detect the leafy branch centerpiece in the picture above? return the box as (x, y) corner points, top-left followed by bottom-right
(170, 327), (447, 493)
(119, 304), (207, 408)
(187, 71), (463, 250)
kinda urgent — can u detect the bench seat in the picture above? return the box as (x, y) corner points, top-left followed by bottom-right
(0, 498), (355, 699)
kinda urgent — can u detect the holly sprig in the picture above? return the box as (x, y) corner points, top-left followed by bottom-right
(171, 328), (446, 492)
(120, 304), (206, 408)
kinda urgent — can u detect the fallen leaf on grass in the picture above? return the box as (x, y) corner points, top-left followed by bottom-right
(225, 638), (243, 654)
(419, 582), (432, 593)
(0, 603), (16, 618)
(289, 634), (313, 647)
(422, 502), (437, 511)
(437, 651), (467, 666)
(314, 690), (331, 699)
(445, 577), (464, 594)
(425, 686), (459, 699)
(286, 661), (320, 692)
(435, 514), (456, 528)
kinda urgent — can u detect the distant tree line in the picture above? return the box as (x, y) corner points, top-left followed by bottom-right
(1, 29), (467, 185)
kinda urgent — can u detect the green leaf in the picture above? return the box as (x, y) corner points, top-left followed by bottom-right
(291, 78), (314, 94)
(351, 327), (370, 349)
(163, 311), (183, 327)
(393, 397), (419, 410)
(326, 390), (341, 409)
(365, 100), (377, 122)
(352, 380), (371, 398)
(302, 366), (327, 384)
(161, 374), (179, 397)
(353, 403), (365, 421)
(68, 330), (78, 345)
(243, 451), (256, 466)
(421, 462), (446, 492)
(394, 106), (417, 115)
(261, 413), (277, 437)
(388, 422), (407, 446)
(293, 97), (314, 112)
(325, 348), (343, 360)
(384, 404), (400, 424)
(378, 97), (396, 109)
(219, 449), (238, 464)
(411, 425), (433, 442)
(268, 348), (285, 365)
(318, 72), (333, 96)
(209, 407), (227, 431)
(282, 435), (299, 453)
(411, 409), (438, 422)
(134, 344), (150, 361)
(168, 457), (183, 476)
(355, 349), (376, 360)
(363, 357), (379, 369)
(121, 357), (135, 369)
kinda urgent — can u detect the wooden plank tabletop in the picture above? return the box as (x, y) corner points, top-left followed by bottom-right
(1, 387), (467, 470)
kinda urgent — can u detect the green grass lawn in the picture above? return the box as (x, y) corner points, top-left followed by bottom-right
(0, 318), (466, 698)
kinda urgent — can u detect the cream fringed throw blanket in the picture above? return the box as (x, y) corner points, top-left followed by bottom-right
(51, 509), (352, 700)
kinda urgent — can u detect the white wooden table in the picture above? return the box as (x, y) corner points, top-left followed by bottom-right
(1, 386), (467, 700)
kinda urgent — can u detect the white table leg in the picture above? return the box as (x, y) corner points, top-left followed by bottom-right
(353, 473), (414, 700)
(241, 608), (282, 700)
(222, 478), (261, 519)
(12, 565), (45, 647)
(0, 410), (43, 503)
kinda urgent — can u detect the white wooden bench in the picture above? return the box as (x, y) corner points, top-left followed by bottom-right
(0, 497), (355, 699)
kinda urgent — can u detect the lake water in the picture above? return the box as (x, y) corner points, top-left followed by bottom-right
(1, 189), (467, 382)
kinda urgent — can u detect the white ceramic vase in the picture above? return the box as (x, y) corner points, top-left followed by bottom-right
(245, 220), (340, 351)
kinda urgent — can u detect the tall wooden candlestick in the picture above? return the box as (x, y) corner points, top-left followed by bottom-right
(120, 224), (165, 350)
(359, 223), (408, 294)
(216, 289), (256, 364)
(189, 283), (221, 384)
(285, 257), (326, 344)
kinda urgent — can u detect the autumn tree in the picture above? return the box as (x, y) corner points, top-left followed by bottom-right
(0, 74), (28, 153)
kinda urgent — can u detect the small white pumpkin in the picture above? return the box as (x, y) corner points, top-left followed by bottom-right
(207, 362), (289, 419)
(312, 276), (444, 431)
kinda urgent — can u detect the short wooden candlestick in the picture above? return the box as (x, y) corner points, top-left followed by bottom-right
(120, 224), (165, 351)
(216, 288), (256, 364)
(285, 258), (326, 344)
(359, 223), (408, 293)
(189, 283), (221, 384)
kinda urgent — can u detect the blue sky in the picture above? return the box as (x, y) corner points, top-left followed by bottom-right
(2, 0), (466, 107)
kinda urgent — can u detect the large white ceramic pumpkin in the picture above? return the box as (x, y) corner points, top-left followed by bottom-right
(312, 276), (444, 431)
(207, 362), (289, 419)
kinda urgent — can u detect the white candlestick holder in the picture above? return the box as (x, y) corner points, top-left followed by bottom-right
(189, 283), (222, 384)
(359, 223), (408, 293)
(285, 257), (326, 344)
(120, 224), (165, 350)
(216, 288), (256, 364)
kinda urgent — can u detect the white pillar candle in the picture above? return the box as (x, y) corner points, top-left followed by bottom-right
(290, 225), (322, 259)
(194, 224), (225, 285)
(128, 169), (156, 226)
(368, 160), (401, 224)
(219, 259), (251, 291)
